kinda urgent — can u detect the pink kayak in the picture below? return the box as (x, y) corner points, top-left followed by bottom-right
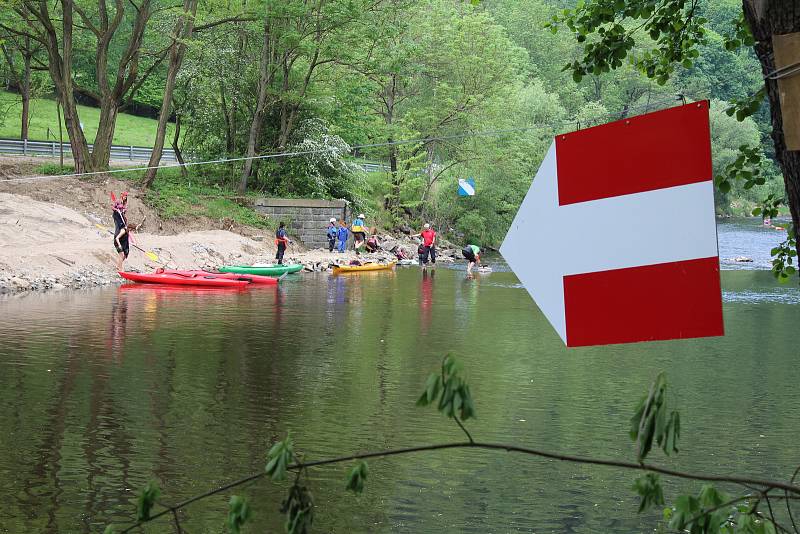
(119, 271), (250, 288)
(161, 269), (278, 285)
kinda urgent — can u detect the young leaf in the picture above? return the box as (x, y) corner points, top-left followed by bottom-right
(136, 481), (161, 521)
(227, 495), (251, 534)
(345, 461), (369, 494)
(266, 434), (295, 482)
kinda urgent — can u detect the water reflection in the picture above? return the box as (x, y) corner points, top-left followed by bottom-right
(0, 269), (799, 532)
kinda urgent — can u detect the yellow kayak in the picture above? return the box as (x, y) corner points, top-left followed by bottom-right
(332, 261), (397, 274)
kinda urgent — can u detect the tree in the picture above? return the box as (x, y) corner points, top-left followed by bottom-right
(548, 0), (800, 275)
(0, 8), (47, 140)
(142, 0), (198, 188)
(2, 0), (166, 172)
(238, 0), (369, 194)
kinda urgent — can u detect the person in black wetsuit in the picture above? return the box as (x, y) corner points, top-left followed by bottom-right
(113, 192), (130, 271)
(275, 222), (290, 264)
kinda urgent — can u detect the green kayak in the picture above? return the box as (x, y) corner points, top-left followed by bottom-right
(219, 264), (304, 276)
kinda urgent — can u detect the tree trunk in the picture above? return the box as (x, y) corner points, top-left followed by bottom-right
(20, 40), (31, 140)
(143, 0), (198, 189)
(239, 19), (273, 194)
(743, 0), (800, 257)
(172, 113), (188, 179)
(90, 98), (118, 169)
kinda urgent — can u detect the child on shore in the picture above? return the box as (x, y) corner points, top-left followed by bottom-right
(336, 221), (349, 253)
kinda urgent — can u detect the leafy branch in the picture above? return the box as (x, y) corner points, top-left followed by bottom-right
(109, 356), (800, 534)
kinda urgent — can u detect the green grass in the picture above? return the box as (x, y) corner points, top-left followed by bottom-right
(138, 167), (274, 229)
(0, 90), (171, 147)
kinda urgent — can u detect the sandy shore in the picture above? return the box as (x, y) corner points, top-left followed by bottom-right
(0, 186), (459, 294)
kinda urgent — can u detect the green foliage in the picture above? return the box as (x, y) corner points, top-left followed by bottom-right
(751, 194), (783, 220)
(416, 354), (476, 421)
(281, 482), (314, 534)
(266, 434), (295, 482)
(722, 12), (755, 51)
(345, 461), (369, 494)
(227, 495), (251, 534)
(668, 485), (734, 534)
(770, 233), (798, 283)
(633, 473), (664, 513)
(136, 481), (160, 521)
(714, 144), (766, 194)
(35, 163), (77, 176)
(725, 88), (766, 122)
(103, 526), (116, 534)
(630, 372), (680, 462)
(549, 0), (708, 85)
(140, 168), (274, 228)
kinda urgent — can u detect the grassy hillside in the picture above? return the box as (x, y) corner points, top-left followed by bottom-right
(0, 90), (172, 147)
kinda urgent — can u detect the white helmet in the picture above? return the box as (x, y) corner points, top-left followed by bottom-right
(330, 218), (336, 223)
(423, 223), (430, 229)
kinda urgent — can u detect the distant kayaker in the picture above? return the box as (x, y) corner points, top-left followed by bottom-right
(113, 192), (130, 271)
(327, 218), (338, 252)
(412, 223), (436, 267)
(337, 221), (349, 253)
(275, 222), (290, 264)
(351, 213), (366, 254)
(462, 244), (481, 274)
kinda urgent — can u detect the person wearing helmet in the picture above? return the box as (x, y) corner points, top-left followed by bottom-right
(326, 217), (338, 252)
(351, 213), (367, 254)
(412, 223), (436, 267)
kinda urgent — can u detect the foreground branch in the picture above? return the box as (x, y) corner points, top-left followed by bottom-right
(118, 441), (800, 532)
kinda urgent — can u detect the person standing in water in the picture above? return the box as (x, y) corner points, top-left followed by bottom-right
(462, 244), (481, 274)
(412, 223), (437, 267)
(327, 218), (338, 252)
(275, 222), (290, 264)
(113, 192), (130, 271)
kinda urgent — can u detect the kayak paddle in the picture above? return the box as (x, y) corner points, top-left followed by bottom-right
(96, 223), (160, 262)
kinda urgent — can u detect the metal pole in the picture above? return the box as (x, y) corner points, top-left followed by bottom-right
(23, 138), (27, 155)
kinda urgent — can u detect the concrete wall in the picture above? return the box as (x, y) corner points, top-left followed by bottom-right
(253, 198), (349, 248)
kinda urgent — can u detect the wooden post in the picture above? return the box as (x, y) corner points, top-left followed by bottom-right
(773, 32), (800, 151)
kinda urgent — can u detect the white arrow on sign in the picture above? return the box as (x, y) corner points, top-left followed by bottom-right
(500, 141), (719, 345)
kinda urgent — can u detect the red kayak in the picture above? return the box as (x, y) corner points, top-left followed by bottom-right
(161, 269), (278, 285)
(119, 271), (250, 288)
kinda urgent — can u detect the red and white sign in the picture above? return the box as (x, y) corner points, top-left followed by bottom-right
(500, 101), (724, 347)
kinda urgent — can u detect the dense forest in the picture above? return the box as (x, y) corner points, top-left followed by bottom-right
(0, 0), (789, 245)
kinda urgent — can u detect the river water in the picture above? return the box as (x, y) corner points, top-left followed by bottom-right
(1, 218), (798, 533)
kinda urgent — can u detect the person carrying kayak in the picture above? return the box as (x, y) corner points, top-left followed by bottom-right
(337, 221), (349, 253)
(275, 222), (291, 264)
(326, 218), (338, 252)
(462, 244), (481, 274)
(412, 223), (436, 267)
(112, 192), (131, 271)
(351, 213), (367, 254)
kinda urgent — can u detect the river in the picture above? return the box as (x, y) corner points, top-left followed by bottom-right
(0, 218), (798, 533)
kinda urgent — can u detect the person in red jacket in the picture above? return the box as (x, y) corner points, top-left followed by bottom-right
(412, 223), (437, 267)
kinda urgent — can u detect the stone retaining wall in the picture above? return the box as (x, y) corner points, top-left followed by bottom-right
(253, 198), (349, 248)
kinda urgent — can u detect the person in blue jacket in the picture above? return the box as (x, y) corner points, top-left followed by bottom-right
(326, 218), (338, 252)
(336, 221), (349, 253)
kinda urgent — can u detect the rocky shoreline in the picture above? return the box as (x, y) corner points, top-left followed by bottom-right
(0, 235), (465, 296)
